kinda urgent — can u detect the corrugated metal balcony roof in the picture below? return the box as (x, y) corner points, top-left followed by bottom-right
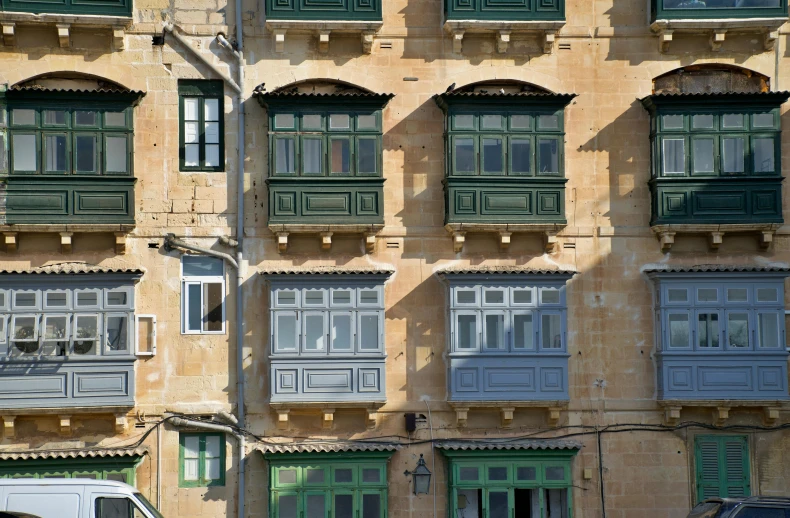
(261, 266), (395, 276)
(257, 441), (400, 454)
(0, 446), (148, 461)
(0, 262), (144, 275)
(436, 439), (582, 451)
(438, 266), (577, 276)
(643, 264), (790, 274)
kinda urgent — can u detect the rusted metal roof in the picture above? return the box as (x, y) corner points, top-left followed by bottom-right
(643, 264), (790, 274)
(0, 446), (148, 461)
(436, 440), (582, 451)
(0, 262), (144, 275)
(261, 266), (395, 276)
(438, 266), (576, 276)
(258, 441), (400, 454)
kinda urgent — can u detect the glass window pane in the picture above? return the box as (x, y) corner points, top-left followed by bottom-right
(693, 139), (714, 173)
(511, 138), (531, 174)
(306, 468), (324, 484)
(511, 114), (530, 129)
(362, 494), (380, 518)
(668, 289), (688, 303)
(362, 468), (380, 483)
(184, 459), (199, 481)
(546, 489), (569, 518)
(360, 314), (379, 350)
(662, 138), (685, 174)
(277, 291), (296, 305)
(358, 114), (376, 129)
(332, 314), (352, 350)
(205, 121), (219, 144)
(692, 114), (714, 129)
(722, 113), (744, 128)
(758, 313), (779, 348)
(303, 114), (321, 129)
(482, 138), (503, 173)
(275, 138), (295, 174)
(205, 458), (220, 480)
(12, 109), (35, 126)
(106, 316), (129, 352)
(306, 495), (325, 516)
(545, 466), (565, 481)
(205, 436), (221, 458)
(275, 113), (294, 128)
(727, 288), (748, 302)
(14, 293), (36, 307)
(484, 313), (504, 349)
(513, 289), (532, 304)
(481, 114), (502, 129)
(276, 314), (297, 350)
(106, 136), (128, 173)
(753, 113), (774, 128)
(332, 290), (352, 305)
(484, 290), (505, 304)
(360, 290), (379, 305)
(306, 314), (326, 351)
(454, 138), (475, 173)
(489, 491), (508, 518)
(539, 114), (559, 129)
(76, 135), (97, 172)
(74, 316), (98, 355)
(185, 144), (199, 167)
(541, 288), (560, 304)
(203, 283), (223, 332)
(697, 313), (719, 348)
(331, 139), (350, 174)
(488, 467), (507, 481)
(334, 469), (353, 483)
(46, 292), (67, 307)
(456, 290), (476, 304)
(538, 139), (559, 174)
(542, 314), (562, 349)
(12, 134), (36, 171)
(757, 288), (778, 302)
(12, 316), (36, 340)
(303, 139), (323, 175)
(697, 288), (717, 302)
(457, 314), (477, 349)
(183, 256), (223, 277)
(278, 469), (297, 484)
(668, 314), (689, 348)
(516, 466), (536, 481)
(723, 138), (745, 174)
(358, 139), (377, 174)
(304, 291), (324, 306)
(335, 494), (353, 518)
(206, 145), (220, 167)
(105, 112), (126, 127)
(184, 121), (198, 144)
(728, 313), (749, 348)
(278, 495), (297, 518)
(204, 99), (219, 122)
(753, 138), (775, 173)
(45, 135), (67, 172)
(44, 110), (66, 125)
(663, 114), (684, 129)
(513, 313), (533, 350)
(454, 114), (474, 129)
(74, 110), (98, 126)
(330, 114), (350, 129)
(76, 292), (98, 307)
(459, 467), (478, 481)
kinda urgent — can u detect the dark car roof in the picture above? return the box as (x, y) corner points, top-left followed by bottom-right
(707, 496), (790, 504)
(0, 512), (45, 518)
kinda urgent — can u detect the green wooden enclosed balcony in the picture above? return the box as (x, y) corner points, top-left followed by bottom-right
(0, 0), (132, 17)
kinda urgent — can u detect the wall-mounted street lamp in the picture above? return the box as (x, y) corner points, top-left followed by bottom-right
(404, 454), (432, 495)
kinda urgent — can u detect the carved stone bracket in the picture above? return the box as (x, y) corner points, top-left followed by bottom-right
(708, 231), (724, 251)
(114, 232), (127, 255)
(765, 30), (779, 51)
(361, 32), (375, 54)
(657, 30), (673, 53)
(3, 232), (18, 253)
(322, 409), (335, 429)
(273, 29), (287, 53)
(496, 30), (510, 53)
(455, 407), (469, 427)
(2, 416), (15, 438)
(452, 231), (466, 253)
(500, 407), (515, 427)
(366, 409), (378, 430)
(320, 232), (333, 250)
(112, 26), (126, 50)
(652, 19), (784, 54)
(652, 224), (778, 252)
(59, 415), (72, 436)
(60, 232), (73, 254)
(543, 30), (557, 54)
(365, 233), (377, 254)
(451, 29), (465, 53)
(547, 406), (562, 426)
(664, 406), (682, 426)
(544, 231), (559, 254)
(318, 30), (331, 53)
(115, 413), (128, 433)
(56, 24), (70, 48)
(498, 231), (512, 251)
(2, 23), (15, 47)
(276, 232), (290, 253)
(764, 407), (780, 426)
(759, 230), (774, 250)
(271, 225), (383, 254)
(276, 409), (290, 430)
(709, 29), (727, 51)
(714, 406), (730, 426)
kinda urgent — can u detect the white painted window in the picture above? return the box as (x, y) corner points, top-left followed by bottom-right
(181, 255), (226, 334)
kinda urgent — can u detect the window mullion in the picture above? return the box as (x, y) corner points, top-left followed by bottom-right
(199, 98), (206, 168)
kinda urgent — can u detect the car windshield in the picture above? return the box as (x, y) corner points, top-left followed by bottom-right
(688, 502), (722, 518)
(134, 493), (165, 518)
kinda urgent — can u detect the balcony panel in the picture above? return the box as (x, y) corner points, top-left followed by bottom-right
(445, 0), (564, 21)
(270, 358), (386, 403)
(0, 0), (132, 17)
(657, 353), (789, 400)
(651, 0), (787, 20)
(267, 178), (384, 226)
(266, 0), (381, 21)
(449, 355), (569, 402)
(0, 359), (135, 409)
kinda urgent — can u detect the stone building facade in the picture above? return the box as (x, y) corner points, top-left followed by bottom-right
(0, 0), (789, 517)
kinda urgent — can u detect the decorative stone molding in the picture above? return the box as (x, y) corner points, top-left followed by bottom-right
(55, 23), (70, 47)
(322, 409), (335, 429)
(365, 409), (378, 430)
(443, 20), (565, 55)
(60, 232), (73, 254)
(445, 223), (566, 253)
(651, 224), (780, 252)
(264, 20), (383, 55)
(3, 232), (18, 253)
(449, 401), (568, 427)
(658, 400), (786, 426)
(650, 18), (786, 53)
(269, 224), (384, 254)
(1, 22), (15, 46)
(271, 401), (385, 430)
(59, 415), (72, 435)
(115, 414), (128, 433)
(2, 416), (15, 438)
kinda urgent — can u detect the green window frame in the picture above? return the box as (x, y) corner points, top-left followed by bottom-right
(652, 0), (788, 20)
(268, 110), (383, 178)
(6, 104), (133, 176)
(179, 433), (226, 487)
(650, 109), (781, 178)
(178, 80), (225, 172)
(0, 460), (140, 485)
(268, 456), (388, 518)
(447, 111), (564, 177)
(694, 435), (751, 503)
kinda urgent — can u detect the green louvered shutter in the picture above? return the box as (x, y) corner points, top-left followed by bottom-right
(694, 436), (750, 503)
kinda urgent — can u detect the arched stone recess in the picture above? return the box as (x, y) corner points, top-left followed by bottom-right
(640, 63), (789, 252)
(643, 61), (774, 92)
(3, 65), (144, 93)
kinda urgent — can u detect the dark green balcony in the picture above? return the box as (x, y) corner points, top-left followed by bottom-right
(445, 0), (563, 21)
(652, 0), (787, 20)
(268, 178), (384, 226)
(0, 0), (131, 16)
(265, 0), (381, 21)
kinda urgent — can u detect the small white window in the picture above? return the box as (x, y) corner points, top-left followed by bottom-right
(75, 289), (100, 309)
(330, 289), (354, 307)
(181, 256), (226, 334)
(105, 289), (132, 308)
(455, 288), (478, 306)
(303, 289), (326, 307)
(135, 315), (157, 356)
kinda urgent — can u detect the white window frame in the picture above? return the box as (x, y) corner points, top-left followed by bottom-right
(10, 313), (39, 356)
(511, 310), (535, 351)
(482, 310), (507, 351)
(539, 311), (564, 350)
(453, 310), (480, 353)
(330, 311), (355, 353)
(105, 287), (134, 309)
(180, 256), (226, 335)
(74, 288), (102, 310)
(104, 312), (132, 355)
(665, 310), (692, 350)
(356, 311), (382, 353)
(756, 309), (783, 349)
(43, 289), (71, 310)
(0, 314), (7, 355)
(694, 309), (722, 350)
(12, 290), (40, 310)
(40, 313), (70, 356)
(273, 310), (299, 353)
(303, 311), (328, 353)
(0, 289), (8, 311)
(135, 314), (157, 356)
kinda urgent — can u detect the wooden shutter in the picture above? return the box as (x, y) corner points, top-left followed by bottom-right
(695, 436), (750, 503)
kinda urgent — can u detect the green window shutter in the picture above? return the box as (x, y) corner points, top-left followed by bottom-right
(722, 436), (750, 499)
(695, 437), (722, 502)
(695, 436), (750, 503)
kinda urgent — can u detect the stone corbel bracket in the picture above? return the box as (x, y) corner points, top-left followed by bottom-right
(59, 415), (72, 436)
(272, 402), (384, 430)
(2, 416), (15, 438)
(265, 21), (383, 55)
(659, 401), (785, 427)
(445, 223), (566, 253)
(651, 18), (786, 54)
(450, 401), (567, 428)
(442, 21), (565, 55)
(651, 224), (779, 252)
(270, 224), (384, 254)
(1, 225), (133, 254)
(0, 15), (131, 50)
(1, 23), (15, 46)
(55, 23), (70, 48)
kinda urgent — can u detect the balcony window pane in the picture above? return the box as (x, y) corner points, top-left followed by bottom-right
(76, 135), (97, 172)
(482, 114), (502, 130)
(74, 315), (98, 355)
(489, 467), (507, 481)
(513, 313), (533, 350)
(662, 114), (683, 129)
(753, 113), (774, 128)
(362, 494), (380, 518)
(278, 495), (296, 518)
(105, 112), (126, 127)
(459, 467), (478, 481)
(722, 138), (745, 174)
(692, 114), (714, 129)
(457, 314), (477, 350)
(697, 313), (719, 348)
(77, 292), (98, 307)
(482, 138), (503, 174)
(454, 138), (475, 173)
(13, 134), (36, 171)
(303, 114), (322, 129)
(698, 288), (717, 302)
(307, 495), (325, 516)
(668, 314), (689, 348)
(303, 139), (323, 175)
(484, 290), (505, 304)
(358, 139), (377, 174)
(662, 139), (685, 174)
(360, 314), (379, 350)
(362, 468), (380, 483)
(203, 283), (223, 332)
(542, 314), (562, 349)
(44, 110), (66, 126)
(358, 114), (376, 129)
(539, 114), (560, 130)
(360, 290), (379, 305)
(332, 314), (352, 350)
(75, 111), (97, 126)
(12, 316), (36, 340)
(331, 139), (351, 174)
(329, 114), (350, 129)
(305, 314), (326, 351)
(538, 139), (559, 174)
(335, 469), (353, 483)
(511, 114), (530, 129)
(753, 138), (775, 173)
(204, 99), (219, 122)
(456, 290), (476, 304)
(513, 289), (532, 304)
(12, 109), (35, 126)
(722, 113), (744, 128)
(511, 138), (531, 174)
(668, 289), (688, 303)
(489, 491), (508, 518)
(335, 494), (353, 518)
(693, 139), (714, 173)
(484, 313), (504, 349)
(106, 316), (129, 352)
(332, 290), (352, 305)
(184, 256), (223, 277)
(46, 292), (67, 307)
(106, 136), (128, 173)
(274, 113), (294, 129)
(758, 313), (780, 348)
(275, 138), (295, 174)
(306, 469), (325, 484)
(276, 314), (297, 351)
(727, 313), (749, 348)
(757, 287), (778, 302)
(517, 467), (537, 481)
(14, 293), (36, 308)
(45, 135), (67, 172)
(541, 288), (561, 304)
(277, 291), (296, 306)
(727, 288), (748, 302)
(454, 114), (474, 129)
(304, 291), (324, 306)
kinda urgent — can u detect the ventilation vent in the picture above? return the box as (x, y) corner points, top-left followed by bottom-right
(386, 241), (400, 249)
(403, 77), (418, 82)
(380, 41), (392, 49)
(559, 43), (571, 50)
(563, 242), (576, 249)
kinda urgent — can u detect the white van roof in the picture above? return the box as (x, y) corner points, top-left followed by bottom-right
(0, 479), (136, 491)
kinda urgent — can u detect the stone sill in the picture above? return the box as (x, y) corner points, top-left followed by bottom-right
(658, 399), (787, 426)
(448, 400), (568, 427)
(0, 12), (131, 49)
(444, 222), (566, 253)
(443, 20), (565, 53)
(1, 224), (135, 254)
(270, 401), (385, 430)
(650, 17), (786, 52)
(650, 223), (780, 252)
(265, 20), (383, 53)
(269, 223), (384, 254)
